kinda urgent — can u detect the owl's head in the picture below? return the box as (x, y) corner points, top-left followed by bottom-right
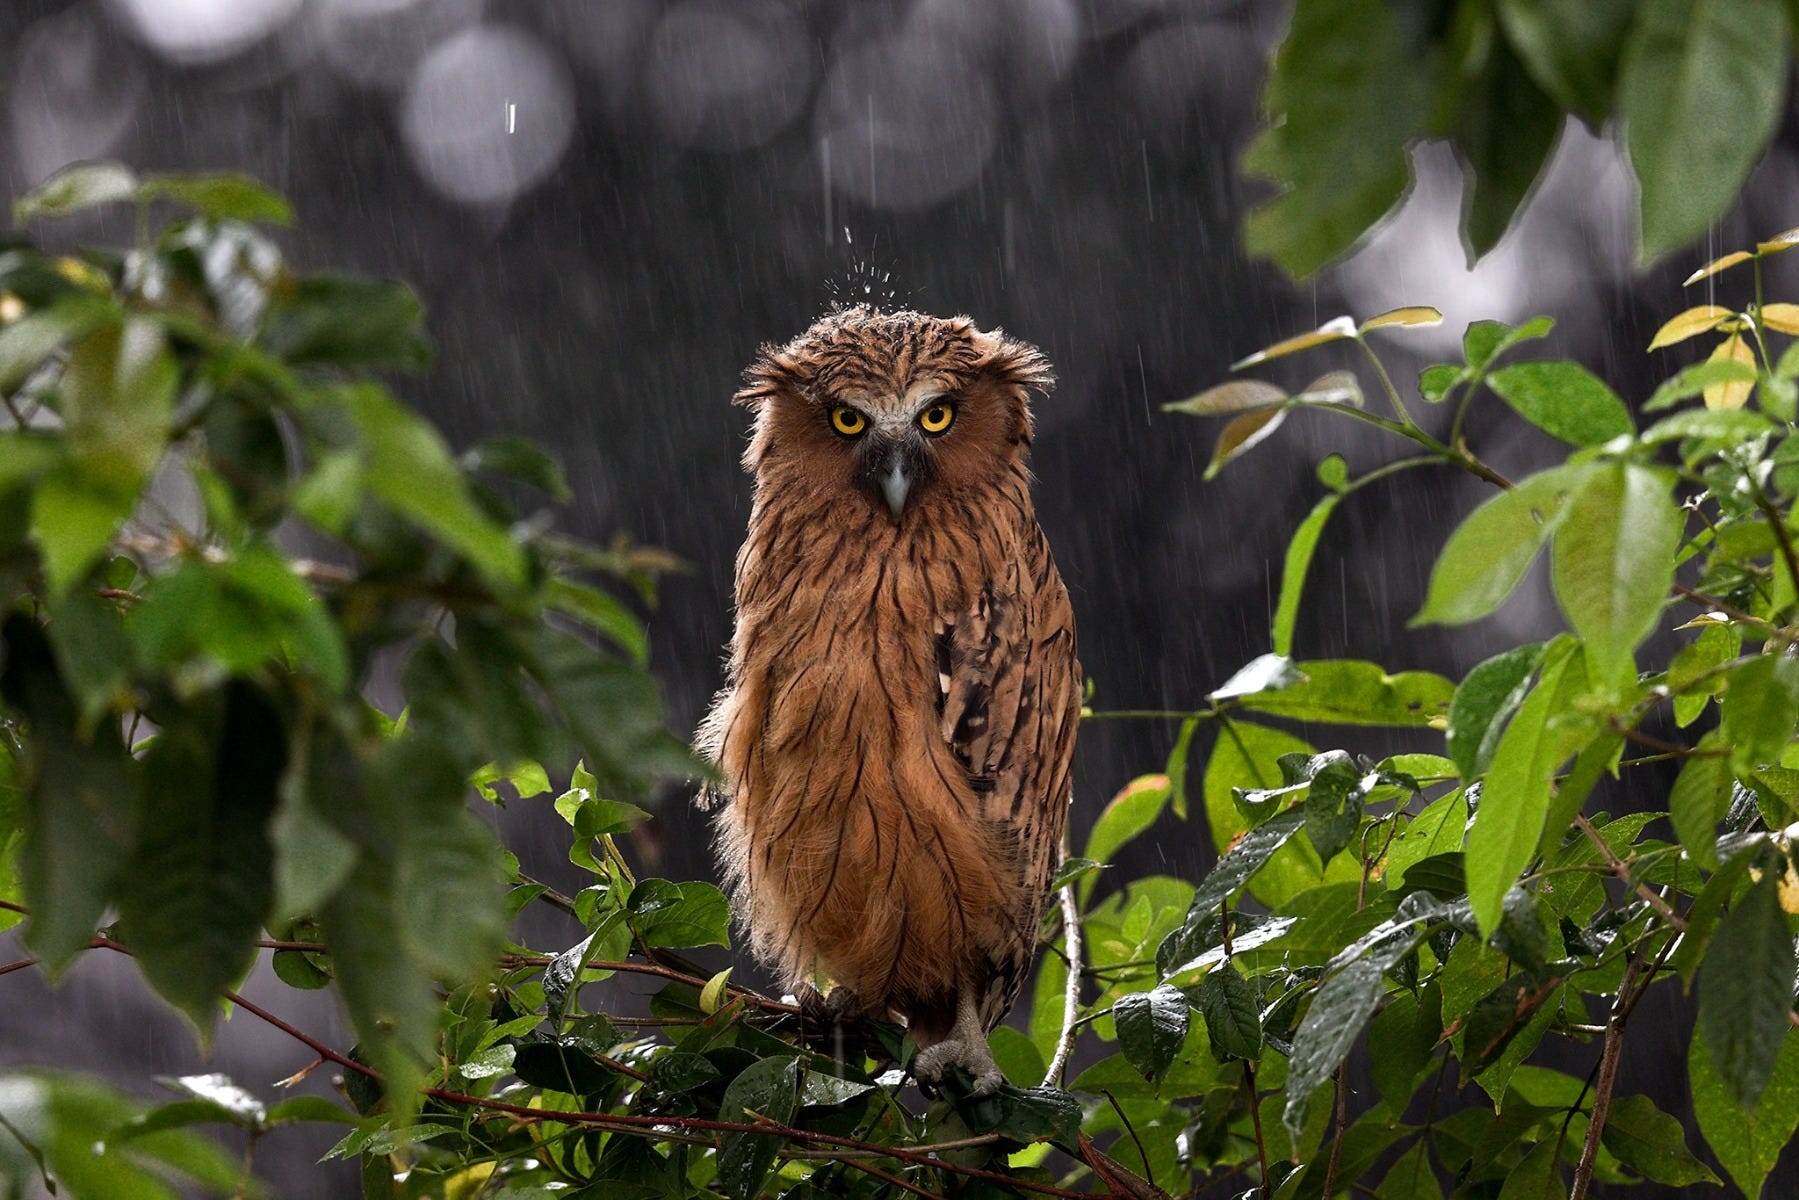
(735, 306), (1053, 519)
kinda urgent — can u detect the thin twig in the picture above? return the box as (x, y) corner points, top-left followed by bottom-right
(1102, 1091), (1154, 1190)
(1568, 950), (1655, 1200)
(1672, 582), (1776, 631)
(1572, 815), (1687, 932)
(829, 1155), (947, 1200)
(1043, 879), (1083, 1087)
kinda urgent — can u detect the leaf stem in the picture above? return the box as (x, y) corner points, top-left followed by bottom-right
(1355, 338), (1415, 428)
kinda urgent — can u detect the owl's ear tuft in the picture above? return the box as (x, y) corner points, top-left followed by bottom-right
(735, 347), (806, 410)
(971, 330), (1055, 396)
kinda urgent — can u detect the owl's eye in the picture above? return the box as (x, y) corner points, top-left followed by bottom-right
(829, 406), (868, 437)
(918, 401), (956, 435)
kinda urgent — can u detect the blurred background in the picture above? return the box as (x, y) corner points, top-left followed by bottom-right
(4, 0), (1798, 1193)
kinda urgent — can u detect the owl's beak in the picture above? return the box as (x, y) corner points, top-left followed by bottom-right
(879, 449), (912, 517)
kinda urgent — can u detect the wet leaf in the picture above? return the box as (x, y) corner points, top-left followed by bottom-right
(140, 174), (293, 225)
(1699, 875), (1796, 1109)
(1114, 984), (1189, 1080)
(1704, 334), (1757, 410)
(1198, 962), (1261, 1061)
(1359, 306), (1442, 332)
(14, 161), (139, 221)
(1415, 465), (1586, 626)
(1485, 360), (1634, 445)
(1232, 316), (1358, 368)
(1647, 304), (1735, 349)
(1163, 378), (1285, 415)
(1682, 250), (1755, 287)
(1602, 1093), (1720, 1186)
(1203, 406), (1287, 480)
(1233, 659), (1453, 727)
(1084, 775), (1171, 869)
(1645, 356), (1759, 411)
(716, 1057), (801, 1200)
(1691, 1022), (1799, 1197)
(1549, 462), (1682, 679)
(1669, 748), (1731, 869)
(1447, 642), (1545, 781)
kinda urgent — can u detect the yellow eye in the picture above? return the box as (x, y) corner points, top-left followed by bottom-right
(918, 402), (956, 434)
(829, 406), (867, 437)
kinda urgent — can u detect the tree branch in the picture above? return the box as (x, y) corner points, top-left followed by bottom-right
(1043, 881), (1083, 1087)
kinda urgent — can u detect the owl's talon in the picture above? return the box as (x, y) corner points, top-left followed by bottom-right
(913, 1040), (1006, 1096)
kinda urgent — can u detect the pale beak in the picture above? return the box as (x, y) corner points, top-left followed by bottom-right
(880, 451), (912, 517)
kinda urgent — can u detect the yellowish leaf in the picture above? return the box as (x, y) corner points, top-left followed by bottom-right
(1757, 227), (1799, 256)
(1684, 250), (1753, 286)
(1293, 370), (1362, 407)
(1232, 315), (1357, 369)
(1164, 378), (1286, 415)
(700, 967), (732, 1015)
(1704, 334), (1756, 410)
(1648, 305), (1735, 350)
(1358, 305), (1444, 333)
(1762, 303), (1799, 335)
(1675, 612), (1733, 631)
(1203, 406), (1287, 479)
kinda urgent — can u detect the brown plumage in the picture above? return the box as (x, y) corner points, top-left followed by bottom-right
(698, 305), (1081, 1091)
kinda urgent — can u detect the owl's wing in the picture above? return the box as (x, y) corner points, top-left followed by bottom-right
(936, 537), (1080, 1013)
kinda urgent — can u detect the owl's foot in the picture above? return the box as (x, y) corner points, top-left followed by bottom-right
(912, 988), (1006, 1096)
(796, 984), (860, 1024)
(913, 1036), (1006, 1096)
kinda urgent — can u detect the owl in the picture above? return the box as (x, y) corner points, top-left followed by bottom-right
(699, 305), (1081, 1093)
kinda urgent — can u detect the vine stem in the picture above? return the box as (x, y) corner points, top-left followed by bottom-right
(1043, 877), (1084, 1087)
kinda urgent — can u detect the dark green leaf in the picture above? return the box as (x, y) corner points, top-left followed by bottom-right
(716, 1057), (801, 1200)
(1495, 0), (1633, 122)
(116, 684), (283, 1036)
(1699, 874), (1796, 1109)
(628, 880), (731, 950)
(1621, 0), (1789, 262)
(510, 1041), (615, 1096)
(1447, 642), (1545, 781)
(1187, 808), (1306, 920)
(1242, 0), (1436, 276)
(1691, 1023), (1799, 1197)
(15, 161), (139, 221)
(0, 614), (135, 971)
(1114, 984), (1190, 1081)
(261, 275), (431, 370)
(1496, 1138), (1564, 1200)
(1462, 973), (1562, 1075)
(1486, 361), (1634, 446)
(1602, 1093), (1720, 1186)
(1454, 37), (1564, 260)
(1367, 986), (1441, 1104)
(1551, 463), (1682, 679)
(1197, 964), (1261, 1061)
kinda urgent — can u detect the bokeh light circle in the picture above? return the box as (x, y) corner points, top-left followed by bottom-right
(644, 2), (812, 153)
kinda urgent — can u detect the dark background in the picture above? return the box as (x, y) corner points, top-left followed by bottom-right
(3, 0), (1797, 1194)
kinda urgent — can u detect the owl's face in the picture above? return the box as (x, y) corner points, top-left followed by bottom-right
(736, 307), (1052, 519)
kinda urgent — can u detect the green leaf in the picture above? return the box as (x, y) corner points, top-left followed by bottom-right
(1367, 986), (1442, 1104)
(1383, 789), (1468, 887)
(1692, 1022), (1799, 1196)
(1496, 1138), (1564, 1200)
(115, 684), (283, 1036)
(1699, 874), (1797, 1110)
(1084, 775), (1172, 869)
(1415, 465), (1585, 626)
(1495, 0), (1633, 122)
(1645, 357), (1761, 411)
(1242, 0), (1435, 277)
(1463, 316), (1556, 376)
(1453, 38), (1564, 260)
(1203, 406), (1287, 479)
(1485, 361), (1635, 446)
(15, 161), (139, 221)
(1197, 964), (1261, 1060)
(1233, 659), (1454, 727)
(338, 384), (526, 587)
(1419, 363), (1463, 403)
(1549, 463), (1682, 680)
(1272, 494), (1340, 657)
(1601, 1093), (1720, 1186)
(261, 275), (431, 370)
(1114, 983), (1190, 1081)
(628, 880), (731, 950)
(0, 294), (116, 392)
(1189, 808), (1307, 919)
(0, 614), (135, 972)
(1465, 641), (1591, 935)
(1642, 406), (1774, 444)
(1621, 0), (1790, 263)
(140, 173), (293, 224)
(1669, 746), (1732, 869)
(716, 1057), (801, 1200)
(1447, 642), (1545, 781)
(1721, 655), (1799, 772)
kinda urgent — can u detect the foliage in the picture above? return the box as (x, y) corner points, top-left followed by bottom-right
(7, 165), (1799, 1200)
(1247, 0), (1794, 275)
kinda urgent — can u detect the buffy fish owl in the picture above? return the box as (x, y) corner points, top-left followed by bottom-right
(700, 305), (1081, 1092)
